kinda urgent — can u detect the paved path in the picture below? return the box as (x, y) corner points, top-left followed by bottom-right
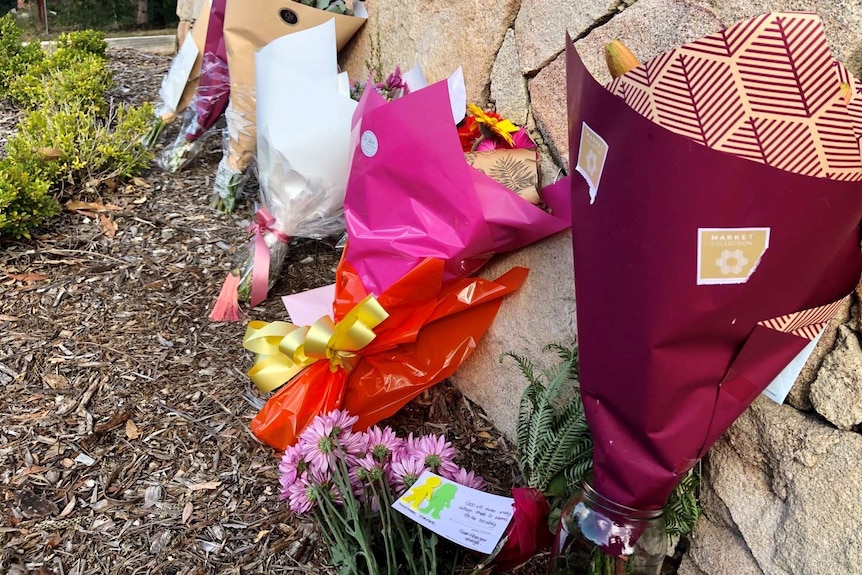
(40, 34), (176, 55)
(106, 34), (176, 54)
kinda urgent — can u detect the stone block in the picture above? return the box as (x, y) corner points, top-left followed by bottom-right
(450, 230), (576, 441)
(683, 397), (862, 575)
(490, 28), (529, 125)
(809, 325), (862, 430)
(514, 0), (625, 74)
(339, 0), (520, 104)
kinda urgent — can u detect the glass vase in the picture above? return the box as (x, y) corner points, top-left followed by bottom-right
(548, 479), (667, 575)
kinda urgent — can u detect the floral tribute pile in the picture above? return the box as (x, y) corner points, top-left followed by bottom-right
(142, 3), (862, 574)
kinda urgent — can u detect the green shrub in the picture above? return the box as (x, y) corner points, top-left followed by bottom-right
(9, 53), (111, 112)
(6, 101), (155, 186)
(0, 14), (46, 94)
(0, 16), (154, 239)
(55, 29), (108, 58)
(0, 157), (57, 239)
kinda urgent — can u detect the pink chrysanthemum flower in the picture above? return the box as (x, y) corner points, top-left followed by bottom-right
(443, 466), (486, 490)
(286, 473), (316, 514)
(299, 417), (337, 473)
(411, 434), (458, 474)
(338, 430), (368, 458)
(400, 432), (420, 456)
(323, 409), (359, 438)
(363, 426), (404, 463)
(357, 453), (387, 482)
(278, 442), (310, 500)
(390, 455), (428, 494)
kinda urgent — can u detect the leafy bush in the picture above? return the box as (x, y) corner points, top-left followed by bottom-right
(0, 158), (57, 239)
(0, 17), (154, 238)
(9, 53), (111, 112)
(6, 102), (155, 186)
(0, 14), (45, 94)
(49, 0), (178, 30)
(55, 29), (108, 57)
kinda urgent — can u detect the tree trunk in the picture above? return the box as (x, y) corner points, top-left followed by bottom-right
(136, 0), (148, 25)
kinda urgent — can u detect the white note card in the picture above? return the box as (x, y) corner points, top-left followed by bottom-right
(392, 471), (514, 554)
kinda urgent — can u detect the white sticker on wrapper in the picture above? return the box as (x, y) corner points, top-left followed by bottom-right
(360, 130), (378, 157)
(575, 122), (608, 204)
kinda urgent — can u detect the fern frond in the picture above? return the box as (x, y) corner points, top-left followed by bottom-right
(563, 456), (593, 491)
(501, 352), (539, 392)
(664, 471), (701, 537)
(534, 406), (591, 490)
(524, 403), (554, 484)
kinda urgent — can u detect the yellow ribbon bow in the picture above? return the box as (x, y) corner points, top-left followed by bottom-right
(243, 295), (389, 393)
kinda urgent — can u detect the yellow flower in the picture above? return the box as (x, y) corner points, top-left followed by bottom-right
(840, 82), (852, 105)
(467, 103), (520, 147)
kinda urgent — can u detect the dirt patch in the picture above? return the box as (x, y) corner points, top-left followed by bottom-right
(0, 49), (545, 575)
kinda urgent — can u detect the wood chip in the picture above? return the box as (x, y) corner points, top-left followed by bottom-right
(182, 501), (194, 524)
(99, 214), (117, 238)
(74, 453), (96, 466)
(188, 480), (222, 492)
(125, 419), (141, 440)
(58, 496), (77, 518)
(6, 272), (49, 282)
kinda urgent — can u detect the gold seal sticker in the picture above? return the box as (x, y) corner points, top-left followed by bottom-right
(697, 228), (770, 285)
(575, 122), (609, 204)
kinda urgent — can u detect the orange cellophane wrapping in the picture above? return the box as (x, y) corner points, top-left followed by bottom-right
(250, 257), (528, 450)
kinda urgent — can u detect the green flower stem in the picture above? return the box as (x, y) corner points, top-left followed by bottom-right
(141, 117), (165, 149)
(333, 447), (380, 575)
(371, 479), (399, 575)
(316, 495), (361, 574)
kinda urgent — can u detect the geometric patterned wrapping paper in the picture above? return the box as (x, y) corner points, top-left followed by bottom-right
(607, 12), (862, 181)
(757, 295), (847, 340)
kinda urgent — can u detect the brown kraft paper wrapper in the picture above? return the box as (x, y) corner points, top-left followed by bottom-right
(565, 11), (862, 512)
(465, 149), (541, 204)
(222, 0), (366, 173)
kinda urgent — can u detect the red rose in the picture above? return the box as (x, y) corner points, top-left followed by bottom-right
(493, 487), (554, 571)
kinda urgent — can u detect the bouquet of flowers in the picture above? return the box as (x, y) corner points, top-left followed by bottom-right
(555, 11), (862, 573)
(211, 0), (367, 213)
(279, 409), (485, 575)
(209, 19), (357, 320)
(209, 25), (422, 321)
(460, 104), (541, 203)
(241, 75), (571, 451)
(143, 0), (213, 148)
(156, 0), (229, 172)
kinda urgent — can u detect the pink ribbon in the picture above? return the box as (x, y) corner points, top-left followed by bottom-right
(248, 209), (290, 307)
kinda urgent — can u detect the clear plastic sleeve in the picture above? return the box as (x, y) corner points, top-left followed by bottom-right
(211, 96), (254, 212)
(156, 54), (230, 172)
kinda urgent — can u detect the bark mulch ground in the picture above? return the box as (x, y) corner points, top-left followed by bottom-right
(0, 49), (547, 575)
